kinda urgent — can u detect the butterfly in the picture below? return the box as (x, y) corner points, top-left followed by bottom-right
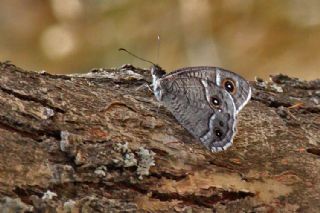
(151, 65), (251, 152)
(119, 48), (251, 152)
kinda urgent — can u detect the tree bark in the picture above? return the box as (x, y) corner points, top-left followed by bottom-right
(0, 62), (319, 212)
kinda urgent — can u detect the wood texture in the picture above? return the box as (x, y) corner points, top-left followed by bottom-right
(0, 62), (319, 212)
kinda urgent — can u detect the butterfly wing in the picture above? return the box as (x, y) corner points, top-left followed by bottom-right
(163, 66), (251, 113)
(159, 76), (237, 152)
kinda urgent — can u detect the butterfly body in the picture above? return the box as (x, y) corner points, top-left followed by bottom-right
(151, 65), (251, 152)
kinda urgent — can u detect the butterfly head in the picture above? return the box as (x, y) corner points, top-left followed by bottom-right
(151, 64), (166, 79)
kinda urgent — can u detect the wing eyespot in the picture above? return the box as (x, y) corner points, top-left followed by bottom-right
(211, 97), (220, 106)
(210, 96), (222, 110)
(215, 128), (223, 138)
(222, 78), (237, 95)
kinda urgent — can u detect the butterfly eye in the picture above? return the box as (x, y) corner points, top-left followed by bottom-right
(222, 79), (236, 94)
(215, 128), (223, 138)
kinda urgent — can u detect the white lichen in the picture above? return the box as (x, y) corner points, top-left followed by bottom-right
(64, 199), (76, 211)
(255, 77), (267, 88)
(113, 143), (155, 179)
(60, 131), (70, 152)
(43, 107), (54, 119)
(114, 142), (129, 153)
(270, 83), (283, 93)
(136, 147), (156, 180)
(124, 153), (137, 167)
(42, 190), (57, 200)
(94, 165), (107, 177)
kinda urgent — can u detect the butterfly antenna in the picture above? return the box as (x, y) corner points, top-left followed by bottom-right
(156, 35), (161, 63)
(118, 48), (156, 66)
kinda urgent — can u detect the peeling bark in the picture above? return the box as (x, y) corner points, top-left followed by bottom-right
(0, 62), (319, 212)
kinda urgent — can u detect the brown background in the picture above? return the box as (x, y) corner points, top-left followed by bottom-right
(1, 0), (320, 80)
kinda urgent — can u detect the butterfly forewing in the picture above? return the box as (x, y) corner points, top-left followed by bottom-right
(163, 66), (251, 113)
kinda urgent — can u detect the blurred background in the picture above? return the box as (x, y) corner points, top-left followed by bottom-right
(0, 0), (319, 80)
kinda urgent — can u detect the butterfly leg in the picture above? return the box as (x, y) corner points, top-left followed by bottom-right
(135, 83), (153, 93)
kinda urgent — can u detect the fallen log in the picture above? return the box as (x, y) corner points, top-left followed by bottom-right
(0, 62), (319, 212)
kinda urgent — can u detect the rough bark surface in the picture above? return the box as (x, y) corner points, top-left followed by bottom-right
(0, 62), (319, 212)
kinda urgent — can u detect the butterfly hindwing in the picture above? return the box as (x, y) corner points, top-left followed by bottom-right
(159, 76), (236, 152)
